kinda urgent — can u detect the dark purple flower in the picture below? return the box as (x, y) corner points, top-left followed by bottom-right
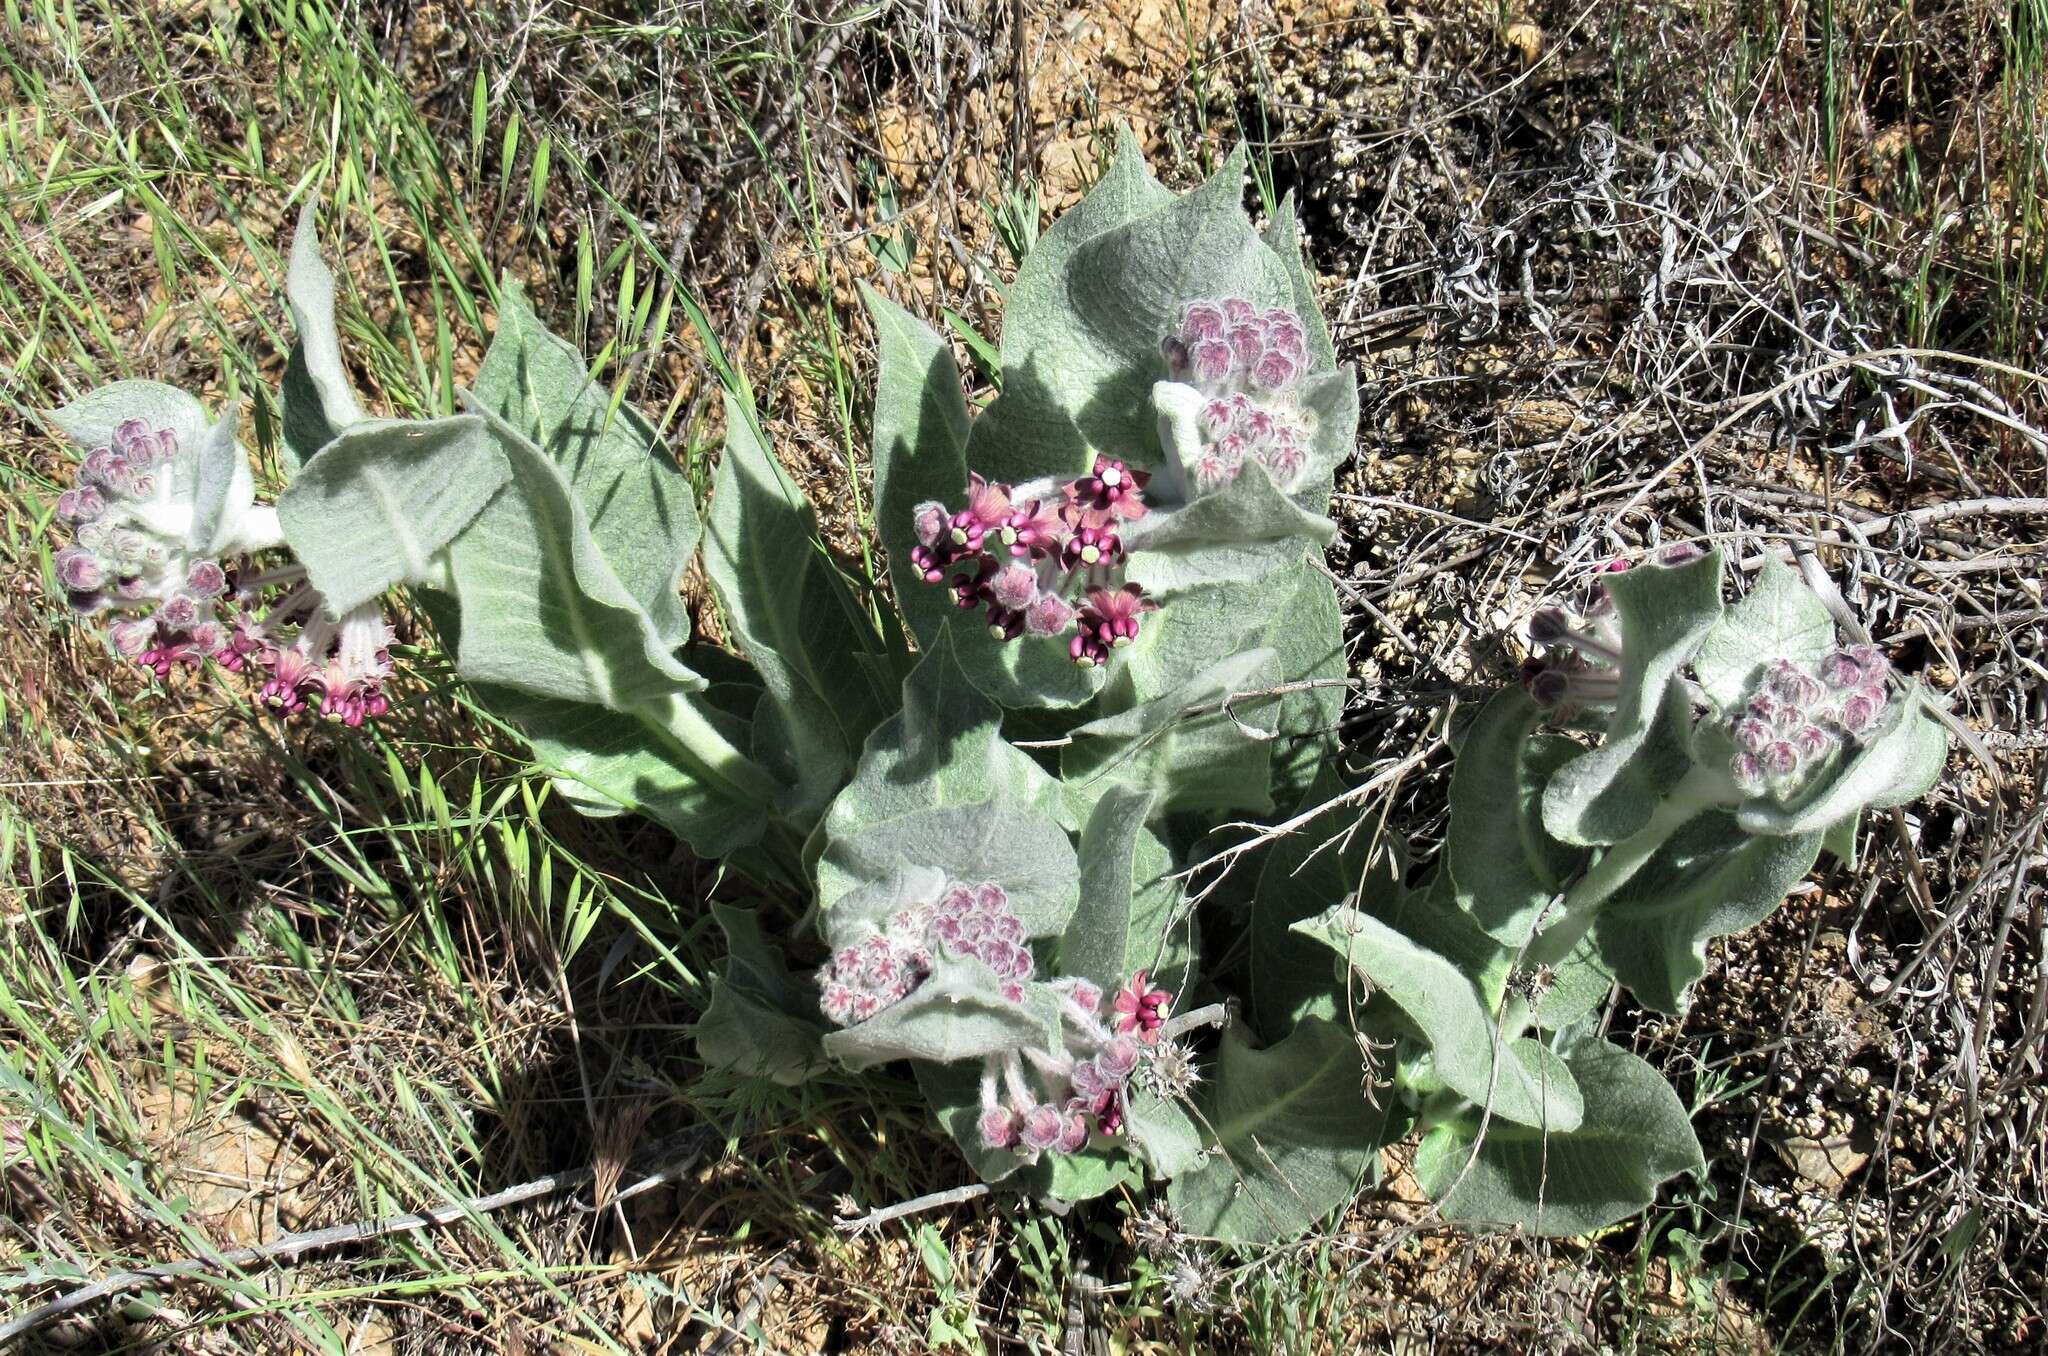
(1078, 584), (1153, 654)
(1062, 524), (1121, 571)
(1000, 500), (1065, 557)
(1112, 971), (1172, 1044)
(259, 647), (325, 714)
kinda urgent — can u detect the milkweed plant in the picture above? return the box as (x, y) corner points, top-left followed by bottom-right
(42, 133), (1947, 1242)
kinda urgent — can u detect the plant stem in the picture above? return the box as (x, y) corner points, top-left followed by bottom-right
(652, 692), (783, 809)
(1412, 1087), (1469, 1136)
(1524, 763), (1730, 971)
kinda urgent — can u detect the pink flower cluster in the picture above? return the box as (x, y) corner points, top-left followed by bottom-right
(1728, 648), (1892, 795)
(815, 921), (936, 1027)
(911, 458), (1158, 666)
(1160, 298), (1317, 493)
(54, 417), (395, 727)
(816, 879), (1034, 1026)
(929, 882), (1035, 1001)
(976, 970), (1173, 1160)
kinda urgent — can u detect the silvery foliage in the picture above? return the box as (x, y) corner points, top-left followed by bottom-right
(39, 133), (1947, 1245)
(1283, 547), (1947, 1237)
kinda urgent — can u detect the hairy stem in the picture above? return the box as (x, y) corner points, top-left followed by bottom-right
(652, 692), (783, 809)
(1524, 762), (1731, 972)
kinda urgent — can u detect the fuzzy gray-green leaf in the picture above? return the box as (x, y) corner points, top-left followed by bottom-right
(1123, 456), (1335, 594)
(821, 964), (1061, 1071)
(282, 204), (365, 470)
(467, 682), (764, 858)
(1415, 1038), (1705, 1236)
(1246, 767), (1403, 1037)
(1062, 647), (1285, 815)
(1692, 556), (1835, 713)
(277, 415), (506, 615)
(821, 799), (1080, 940)
(705, 393), (885, 817)
(50, 380), (209, 454)
(187, 407), (256, 556)
(967, 143), (1299, 485)
(1448, 689), (1591, 946)
(1294, 907), (1584, 1131)
(816, 628), (1078, 914)
(1061, 786), (1190, 992)
(1543, 551), (1725, 846)
(468, 287), (699, 650)
(1593, 811), (1824, 1012)
(447, 400), (706, 705)
(692, 903), (826, 1085)
(862, 280), (969, 653)
(1167, 1016), (1406, 1243)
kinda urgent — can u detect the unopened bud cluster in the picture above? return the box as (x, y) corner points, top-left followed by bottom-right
(816, 880), (1034, 1026)
(975, 970), (1176, 1161)
(52, 417), (395, 727)
(1160, 298), (1316, 493)
(1728, 648), (1892, 796)
(1519, 546), (1705, 712)
(911, 461), (1158, 666)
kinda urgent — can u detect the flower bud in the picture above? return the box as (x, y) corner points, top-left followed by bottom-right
(186, 558), (228, 597)
(1251, 348), (1298, 391)
(55, 546), (103, 592)
(989, 564), (1038, 611)
(1836, 685), (1887, 734)
(1180, 300), (1226, 341)
(1054, 1108), (1091, 1154)
(1766, 660), (1825, 708)
(1653, 542), (1704, 567)
(1020, 1103), (1065, 1152)
(1731, 752), (1764, 792)
(1522, 662), (1571, 708)
(978, 1107), (1020, 1150)
(158, 593), (201, 629)
(57, 487), (105, 523)
(912, 501), (947, 548)
(1099, 1037), (1141, 1078)
(108, 619), (154, 657)
(1732, 717), (1773, 754)
(1191, 340), (1234, 385)
(1024, 593), (1075, 637)
(1528, 607), (1571, 645)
